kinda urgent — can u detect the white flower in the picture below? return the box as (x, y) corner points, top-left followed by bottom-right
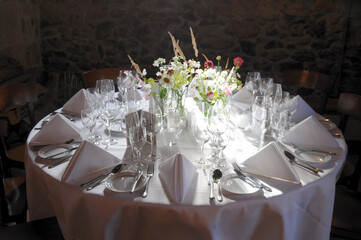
(153, 58), (166, 67)
(142, 69), (147, 76)
(159, 74), (174, 87)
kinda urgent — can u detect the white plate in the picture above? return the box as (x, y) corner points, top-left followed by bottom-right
(220, 174), (261, 195)
(295, 150), (332, 164)
(320, 121), (336, 131)
(105, 172), (146, 193)
(38, 144), (73, 160)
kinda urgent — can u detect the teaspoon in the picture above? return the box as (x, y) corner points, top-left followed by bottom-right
(213, 169), (223, 202)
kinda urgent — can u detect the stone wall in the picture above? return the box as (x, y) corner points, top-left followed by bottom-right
(0, 0), (41, 72)
(1, 0), (361, 98)
(38, 0), (361, 96)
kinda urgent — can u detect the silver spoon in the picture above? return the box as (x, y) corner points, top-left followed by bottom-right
(213, 169), (223, 202)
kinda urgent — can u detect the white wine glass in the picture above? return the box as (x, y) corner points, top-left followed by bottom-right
(81, 108), (96, 143)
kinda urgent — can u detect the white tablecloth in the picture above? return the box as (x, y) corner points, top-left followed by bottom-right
(25, 97), (347, 240)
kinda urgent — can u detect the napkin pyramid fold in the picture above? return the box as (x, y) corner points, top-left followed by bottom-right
(241, 142), (300, 184)
(62, 89), (91, 115)
(290, 95), (316, 122)
(158, 153), (197, 203)
(231, 88), (252, 105)
(282, 115), (340, 152)
(61, 140), (121, 184)
(29, 114), (82, 146)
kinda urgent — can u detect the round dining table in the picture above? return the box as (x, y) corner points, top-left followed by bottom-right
(25, 91), (347, 240)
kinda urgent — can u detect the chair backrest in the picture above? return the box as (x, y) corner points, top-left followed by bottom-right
(82, 68), (131, 89)
(281, 70), (335, 113)
(0, 82), (42, 127)
(337, 93), (361, 131)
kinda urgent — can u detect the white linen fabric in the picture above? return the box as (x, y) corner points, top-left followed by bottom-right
(290, 95), (316, 122)
(282, 115), (340, 152)
(61, 140), (121, 184)
(29, 114), (82, 146)
(25, 93), (348, 240)
(158, 153), (198, 203)
(62, 89), (91, 114)
(241, 142), (300, 183)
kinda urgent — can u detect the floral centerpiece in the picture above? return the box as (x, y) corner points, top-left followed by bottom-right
(127, 27), (244, 117)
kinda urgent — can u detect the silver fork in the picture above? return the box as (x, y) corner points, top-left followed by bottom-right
(142, 164), (154, 198)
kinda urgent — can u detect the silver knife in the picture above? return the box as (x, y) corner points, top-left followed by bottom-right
(232, 162), (272, 192)
(130, 171), (143, 193)
(45, 147), (78, 159)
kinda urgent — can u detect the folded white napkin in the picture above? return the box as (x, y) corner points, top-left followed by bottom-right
(61, 140), (121, 184)
(290, 95), (316, 122)
(231, 88), (252, 105)
(158, 153), (197, 203)
(241, 142), (300, 183)
(29, 114), (82, 146)
(282, 116), (340, 152)
(62, 89), (91, 115)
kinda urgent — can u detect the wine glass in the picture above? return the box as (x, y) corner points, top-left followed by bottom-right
(81, 108), (96, 143)
(214, 128), (230, 170)
(245, 72), (261, 108)
(207, 102), (228, 164)
(252, 96), (268, 149)
(192, 115), (211, 168)
(128, 126), (147, 170)
(100, 98), (119, 145)
(117, 70), (133, 103)
(141, 104), (163, 161)
(260, 77), (274, 97)
(124, 111), (140, 160)
(273, 83), (283, 104)
(96, 79), (114, 102)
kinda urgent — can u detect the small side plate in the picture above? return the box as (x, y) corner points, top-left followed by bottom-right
(38, 144), (73, 160)
(295, 150), (332, 165)
(220, 174), (261, 195)
(105, 172), (146, 193)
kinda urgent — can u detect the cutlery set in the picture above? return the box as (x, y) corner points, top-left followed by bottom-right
(284, 150), (322, 176)
(232, 163), (272, 192)
(82, 163), (125, 191)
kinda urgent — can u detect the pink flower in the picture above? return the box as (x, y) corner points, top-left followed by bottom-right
(167, 69), (175, 74)
(206, 91), (215, 101)
(204, 60), (214, 69)
(233, 57), (244, 67)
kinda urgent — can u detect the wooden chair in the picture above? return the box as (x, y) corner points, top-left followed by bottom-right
(281, 70), (336, 114)
(0, 82), (46, 224)
(331, 93), (361, 239)
(82, 67), (131, 89)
